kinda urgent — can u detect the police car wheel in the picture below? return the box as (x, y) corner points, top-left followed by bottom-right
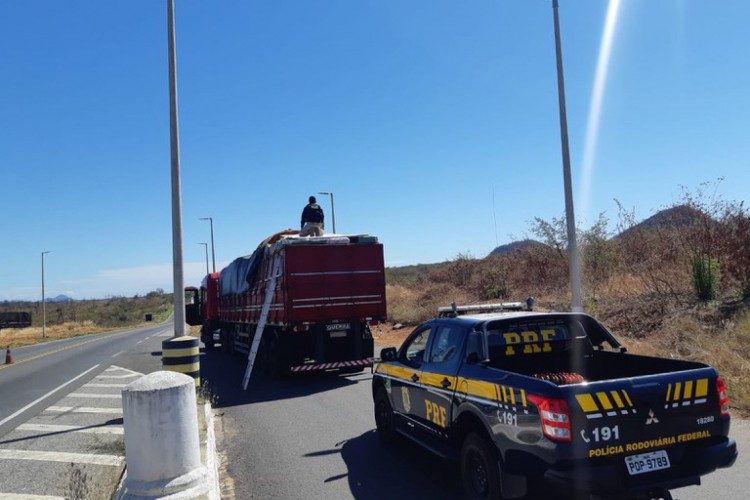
(461, 433), (502, 500)
(374, 388), (396, 443)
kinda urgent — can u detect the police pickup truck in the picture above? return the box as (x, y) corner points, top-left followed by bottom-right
(372, 308), (737, 500)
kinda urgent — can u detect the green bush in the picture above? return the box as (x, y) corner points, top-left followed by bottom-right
(691, 252), (720, 302)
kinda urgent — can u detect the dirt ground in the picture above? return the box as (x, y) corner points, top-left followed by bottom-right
(371, 322), (412, 348)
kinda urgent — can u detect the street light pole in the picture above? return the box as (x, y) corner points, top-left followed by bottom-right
(198, 243), (209, 276)
(167, 0), (186, 337)
(318, 192), (336, 234)
(552, 0), (583, 312)
(200, 217), (216, 273)
(41, 251), (51, 338)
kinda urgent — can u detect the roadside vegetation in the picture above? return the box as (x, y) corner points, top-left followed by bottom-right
(0, 290), (172, 348)
(384, 182), (750, 413)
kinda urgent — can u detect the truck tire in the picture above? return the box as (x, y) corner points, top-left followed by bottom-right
(256, 337), (268, 376)
(461, 432), (503, 500)
(373, 387), (397, 444)
(267, 335), (288, 379)
(221, 327), (231, 354)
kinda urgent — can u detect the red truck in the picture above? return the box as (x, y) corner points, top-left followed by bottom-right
(186, 230), (387, 377)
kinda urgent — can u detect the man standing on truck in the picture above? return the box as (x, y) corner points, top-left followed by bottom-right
(300, 195), (325, 236)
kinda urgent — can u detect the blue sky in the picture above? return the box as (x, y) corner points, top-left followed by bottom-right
(1, 0), (748, 301)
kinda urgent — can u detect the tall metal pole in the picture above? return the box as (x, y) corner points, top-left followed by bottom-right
(199, 243), (209, 276)
(200, 217), (216, 273)
(319, 191), (336, 234)
(41, 251), (51, 338)
(552, 0), (583, 312)
(168, 0), (186, 336)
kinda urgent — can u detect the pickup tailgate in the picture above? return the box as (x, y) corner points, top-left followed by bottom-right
(566, 367), (728, 464)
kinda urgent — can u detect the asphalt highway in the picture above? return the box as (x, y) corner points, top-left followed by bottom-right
(0, 321), (174, 498)
(1, 326), (744, 499)
(0, 323), (168, 432)
(204, 346), (746, 500)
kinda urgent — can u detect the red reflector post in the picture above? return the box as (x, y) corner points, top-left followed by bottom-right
(528, 394), (572, 441)
(717, 377), (730, 416)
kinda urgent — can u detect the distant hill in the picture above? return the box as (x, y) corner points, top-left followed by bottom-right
(487, 205), (706, 257)
(616, 205), (707, 239)
(489, 239), (547, 256)
(47, 294), (74, 303)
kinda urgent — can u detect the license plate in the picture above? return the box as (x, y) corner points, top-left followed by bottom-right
(625, 450), (671, 476)
(326, 323), (351, 332)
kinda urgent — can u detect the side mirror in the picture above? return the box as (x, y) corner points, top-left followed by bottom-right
(380, 347), (398, 362)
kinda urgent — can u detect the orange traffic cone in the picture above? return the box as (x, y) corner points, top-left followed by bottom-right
(5, 346), (13, 365)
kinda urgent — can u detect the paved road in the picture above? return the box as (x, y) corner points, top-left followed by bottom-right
(0, 322), (174, 499)
(207, 347), (744, 500)
(203, 351), (464, 499)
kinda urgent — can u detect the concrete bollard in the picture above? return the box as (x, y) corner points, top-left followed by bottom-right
(120, 371), (208, 499)
(162, 336), (201, 386)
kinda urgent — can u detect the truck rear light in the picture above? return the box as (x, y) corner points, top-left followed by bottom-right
(716, 377), (730, 416)
(527, 394), (572, 441)
(368, 320), (379, 326)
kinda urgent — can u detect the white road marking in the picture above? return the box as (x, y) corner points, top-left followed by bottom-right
(17, 423), (124, 435)
(46, 406), (122, 415)
(111, 350), (124, 358)
(0, 365), (100, 428)
(68, 393), (120, 399)
(97, 373), (139, 379)
(0, 449), (123, 467)
(86, 383), (127, 388)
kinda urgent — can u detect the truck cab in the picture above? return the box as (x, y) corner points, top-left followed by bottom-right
(185, 272), (221, 348)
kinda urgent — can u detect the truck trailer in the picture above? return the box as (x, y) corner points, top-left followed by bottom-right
(186, 230), (387, 377)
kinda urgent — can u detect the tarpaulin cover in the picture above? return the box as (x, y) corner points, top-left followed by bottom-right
(219, 251), (262, 297)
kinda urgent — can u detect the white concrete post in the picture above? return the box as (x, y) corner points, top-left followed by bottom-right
(120, 371), (208, 499)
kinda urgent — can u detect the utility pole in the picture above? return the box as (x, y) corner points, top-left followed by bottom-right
(552, 0), (583, 312)
(167, 0), (186, 336)
(199, 243), (209, 276)
(200, 217), (216, 273)
(318, 192), (336, 234)
(41, 251), (51, 338)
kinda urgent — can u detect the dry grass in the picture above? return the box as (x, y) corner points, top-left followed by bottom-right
(0, 322), (120, 348)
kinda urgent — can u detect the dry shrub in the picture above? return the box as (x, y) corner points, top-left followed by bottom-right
(616, 306), (750, 413)
(509, 245), (568, 295)
(386, 282), (472, 325)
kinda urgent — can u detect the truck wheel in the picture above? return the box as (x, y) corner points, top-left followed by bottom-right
(267, 336), (287, 379)
(374, 388), (396, 444)
(461, 432), (502, 500)
(256, 337), (268, 375)
(221, 329), (231, 354)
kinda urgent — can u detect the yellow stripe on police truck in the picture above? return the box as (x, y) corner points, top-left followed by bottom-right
(665, 378), (709, 409)
(577, 390), (635, 419)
